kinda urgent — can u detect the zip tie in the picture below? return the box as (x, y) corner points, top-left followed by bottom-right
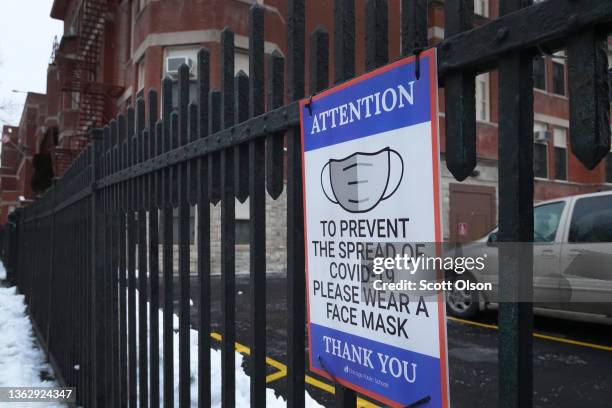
(407, 395), (432, 407)
(306, 93), (315, 116)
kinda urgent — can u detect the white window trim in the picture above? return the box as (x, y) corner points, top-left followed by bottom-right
(534, 121), (549, 179)
(474, 0), (489, 17)
(475, 73), (490, 123)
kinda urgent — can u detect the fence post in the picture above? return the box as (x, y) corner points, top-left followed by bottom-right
(90, 129), (105, 408)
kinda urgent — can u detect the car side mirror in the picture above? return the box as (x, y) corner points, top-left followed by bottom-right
(487, 232), (498, 246)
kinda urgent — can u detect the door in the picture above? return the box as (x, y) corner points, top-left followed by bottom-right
(560, 194), (612, 316)
(449, 183), (496, 243)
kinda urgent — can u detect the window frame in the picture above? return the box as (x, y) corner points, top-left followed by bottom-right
(475, 73), (490, 123)
(569, 195), (612, 243)
(533, 201), (566, 243)
(606, 152), (612, 184)
(533, 56), (547, 91)
(551, 60), (566, 96)
(474, 0), (489, 17)
(552, 127), (567, 181)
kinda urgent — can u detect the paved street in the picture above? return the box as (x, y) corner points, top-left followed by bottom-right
(178, 274), (612, 407)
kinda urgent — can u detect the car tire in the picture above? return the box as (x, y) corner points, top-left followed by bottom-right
(445, 272), (480, 318)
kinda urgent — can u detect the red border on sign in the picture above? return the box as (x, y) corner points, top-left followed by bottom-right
(299, 47), (448, 408)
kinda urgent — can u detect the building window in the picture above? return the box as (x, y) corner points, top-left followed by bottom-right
(236, 220), (250, 245)
(606, 152), (612, 183)
(569, 195), (612, 243)
(533, 56), (546, 91)
(554, 147), (567, 180)
(534, 143), (548, 178)
(137, 59), (145, 92)
(553, 127), (567, 180)
(534, 122), (548, 178)
(552, 61), (566, 96)
(475, 73), (490, 122)
(235, 50), (250, 76)
(474, 0), (488, 17)
(163, 46), (199, 110)
(70, 91), (80, 110)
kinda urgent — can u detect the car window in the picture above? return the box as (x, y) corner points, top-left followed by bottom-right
(569, 195), (612, 243)
(534, 202), (565, 242)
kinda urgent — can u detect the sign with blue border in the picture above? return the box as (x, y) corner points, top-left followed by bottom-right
(300, 48), (449, 407)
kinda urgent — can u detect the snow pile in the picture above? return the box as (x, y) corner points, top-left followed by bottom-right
(134, 290), (323, 407)
(0, 257), (323, 408)
(0, 263), (63, 407)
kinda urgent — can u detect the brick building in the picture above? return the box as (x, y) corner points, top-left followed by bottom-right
(2, 0), (612, 248)
(0, 93), (51, 223)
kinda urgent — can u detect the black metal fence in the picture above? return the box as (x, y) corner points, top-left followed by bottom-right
(2, 0), (611, 407)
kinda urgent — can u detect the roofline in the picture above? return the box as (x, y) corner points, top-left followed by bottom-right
(50, 0), (68, 20)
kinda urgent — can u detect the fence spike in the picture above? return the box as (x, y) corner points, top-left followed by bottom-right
(568, 30), (611, 169)
(208, 90), (222, 204)
(266, 51), (286, 199)
(444, 0), (476, 181)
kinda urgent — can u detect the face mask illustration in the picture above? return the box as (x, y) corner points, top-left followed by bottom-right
(320, 147), (404, 213)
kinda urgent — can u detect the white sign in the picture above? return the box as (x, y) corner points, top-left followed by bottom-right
(300, 49), (449, 407)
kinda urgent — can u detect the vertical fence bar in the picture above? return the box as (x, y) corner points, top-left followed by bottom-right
(443, 0), (476, 181)
(118, 113), (129, 408)
(90, 129), (104, 407)
(148, 88), (161, 408)
(498, 1), (534, 407)
(334, 0), (355, 84)
(287, 0), (305, 406)
(400, 0), (427, 57)
(102, 126), (112, 404)
(220, 26), (236, 408)
(110, 118), (121, 408)
(265, 51), (285, 199)
(310, 28), (329, 95)
(365, 0), (388, 72)
(137, 96), (150, 408)
(177, 62), (192, 408)
(127, 105), (138, 408)
(247, 5), (266, 408)
(234, 70), (250, 203)
(208, 90), (221, 205)
(162, 75), (175, 408)
(332, 1), (356, 405)
(197, 47), (212, 408)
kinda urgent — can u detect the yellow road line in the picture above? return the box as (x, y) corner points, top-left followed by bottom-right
(209, 332), (379, 407)
(448, 316), (612, 352)
(304, 375), (377, 407)
(265, 369), (287, 383)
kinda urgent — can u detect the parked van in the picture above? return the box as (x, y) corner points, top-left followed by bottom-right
(446, 191), (612, 319)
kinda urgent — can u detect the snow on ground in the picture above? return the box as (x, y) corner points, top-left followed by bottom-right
(134, 290), (324, 407)
(0, 259), (322, 408)
(0, 263), (64, 407)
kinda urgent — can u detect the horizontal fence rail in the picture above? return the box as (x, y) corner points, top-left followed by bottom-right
(1, 0), (611, 407)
